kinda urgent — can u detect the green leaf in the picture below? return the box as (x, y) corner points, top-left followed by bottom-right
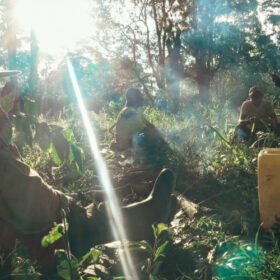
(127, 247), (152, 255)
(149, 274), (159, 280)
(70, 143), (85, 172)
(50, 143), (62, 165)
(57, 259), (79, 280)
(41, 222), (68, 247)
(61, 128), (75, 142)
(208, 124), (232, 148)
(152, 223), (168, 239)
(128, 241), (153, 253)
(55, 250), (80, 280)
(153, 241), (169, 262)
(79, 249), (101, 266)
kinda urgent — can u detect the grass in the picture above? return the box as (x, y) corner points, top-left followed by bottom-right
(3, 100), (280, 279)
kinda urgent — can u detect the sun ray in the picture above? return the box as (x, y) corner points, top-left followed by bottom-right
(67, 58), (139, 280)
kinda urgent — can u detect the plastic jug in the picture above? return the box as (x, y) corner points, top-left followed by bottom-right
(258, 148), (280, 231)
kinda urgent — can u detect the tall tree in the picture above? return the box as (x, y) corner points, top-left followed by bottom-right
(2, 0), (17, 69)
(260, 0), (280, 87)
(28, 29), (39, 96)
(94, 0), (279, 107)
(1, 0), (20, 113)
(94, 0), (192, 112)
(181, 0), (260, 104)
(261, 0), (280, 46)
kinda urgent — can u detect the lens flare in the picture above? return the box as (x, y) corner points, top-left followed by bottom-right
(67, 59), (139, 280)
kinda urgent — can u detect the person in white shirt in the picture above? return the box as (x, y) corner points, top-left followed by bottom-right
(234, 86), (279, 140)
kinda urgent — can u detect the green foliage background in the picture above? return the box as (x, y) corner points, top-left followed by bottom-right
(0, 0), (280, 279)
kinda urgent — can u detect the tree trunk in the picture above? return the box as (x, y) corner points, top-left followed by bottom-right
(166, 70), (180, 113)
(196, 72), (212, 105)
(4, 0), (20, 114)
(166, 30), (182, 113)
(28, 29), (39, 96)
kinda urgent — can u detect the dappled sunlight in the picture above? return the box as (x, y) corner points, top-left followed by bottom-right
(67, 59), (139, 280)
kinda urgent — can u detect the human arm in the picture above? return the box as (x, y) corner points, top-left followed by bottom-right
(109, 108), (126, 134)
(238, 102), (253, 125)
(239, 114), (253, 124)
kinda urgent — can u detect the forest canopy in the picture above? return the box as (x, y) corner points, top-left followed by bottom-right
(1, 0), (280, 279)
(0, 0), (279, 112)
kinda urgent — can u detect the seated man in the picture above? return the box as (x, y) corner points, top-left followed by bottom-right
(110, 87), (168, 163)
(0, 87), (176, 272)
(234, 86), (279, 141)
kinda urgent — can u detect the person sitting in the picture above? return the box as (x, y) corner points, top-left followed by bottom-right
(0, 99), (176, 272)
(234, 86), (279, 141)
(110, 87), (168, 164)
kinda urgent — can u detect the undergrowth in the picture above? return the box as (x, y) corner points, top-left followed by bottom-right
(4, 102), (280, 279)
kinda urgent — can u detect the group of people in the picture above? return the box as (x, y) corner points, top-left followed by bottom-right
(0, 68), (280, 272)
(110, 85), (280, 151)
(0, 72), (176, 272)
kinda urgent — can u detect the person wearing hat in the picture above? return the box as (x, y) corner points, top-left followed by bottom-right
(234, 86), (279, 141)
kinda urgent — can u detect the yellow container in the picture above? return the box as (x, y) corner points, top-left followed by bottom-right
(258, 148), (280, 231)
